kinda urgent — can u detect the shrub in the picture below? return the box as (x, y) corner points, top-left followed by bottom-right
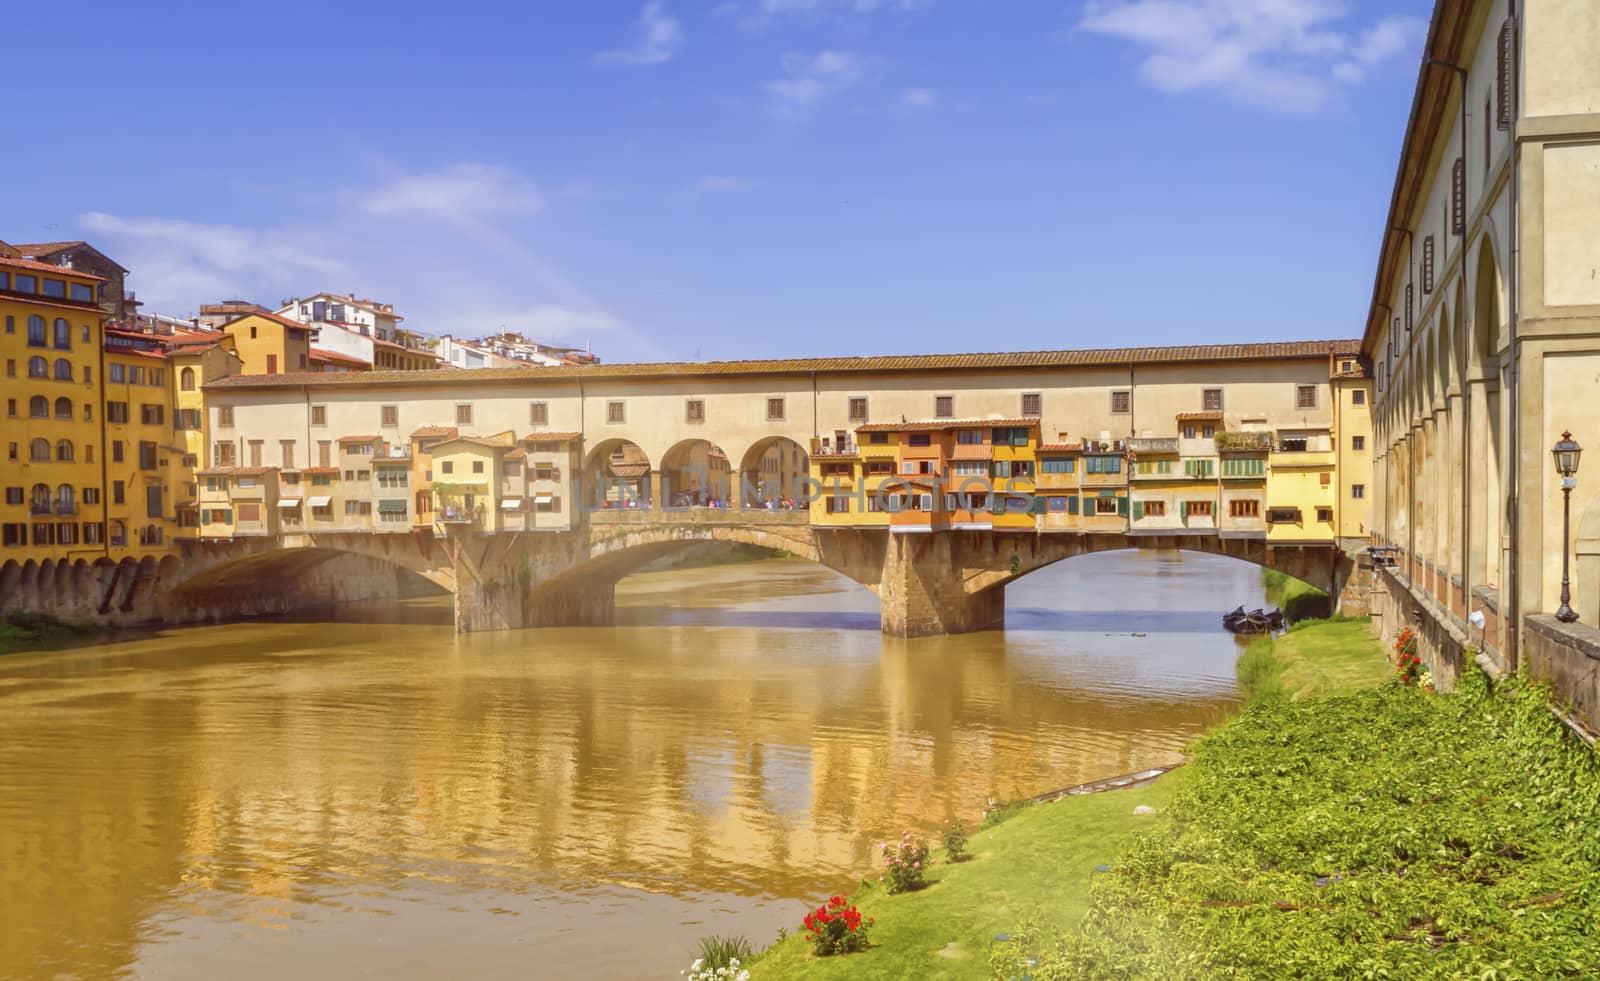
(695, 935), (751, 971)
(880, 831), (932, 893)
(981, 798), (1026, 829)
(801, 895), (871, 957)
(680, 956), (749, 981)
(942, 819), (969, 862)
(1392, 627), (1421, 684)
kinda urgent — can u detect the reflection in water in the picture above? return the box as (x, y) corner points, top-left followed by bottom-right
(0, 550), (1264, 980)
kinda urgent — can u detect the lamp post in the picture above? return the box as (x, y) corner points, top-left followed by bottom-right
(1552, 431), (1582, 623)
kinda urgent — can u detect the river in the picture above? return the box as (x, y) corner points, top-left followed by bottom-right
(0, 549), (1265, 980)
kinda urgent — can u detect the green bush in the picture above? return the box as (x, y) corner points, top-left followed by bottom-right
(696, 934), (752, 970)
(942, 819), (970, 863)
(879, 833), (932, 894)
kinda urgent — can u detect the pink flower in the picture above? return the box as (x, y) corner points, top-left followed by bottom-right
(913, 862), (921, 869)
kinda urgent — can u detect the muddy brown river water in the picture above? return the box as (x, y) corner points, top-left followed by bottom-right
(0, 549), (1265, 979)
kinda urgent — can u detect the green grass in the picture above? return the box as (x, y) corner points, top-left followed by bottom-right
(1235, 616), (1390, 703)
(1015, 673), (1600, 979)
(751, 777), (1179, 980)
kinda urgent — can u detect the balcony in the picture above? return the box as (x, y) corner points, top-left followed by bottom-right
(54, 503), (78, 516)
(1216, 431), (1272, 453)
(1127, 437), (1177, 454)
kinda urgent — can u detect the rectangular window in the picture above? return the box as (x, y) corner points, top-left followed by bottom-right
(1084, 456), (1122, 475)
(1111, 391), (1131, 414)
(219, 405), (236, 427)
(686, 399), (705, 423)
(766, 398), (785, 421)
(848, 397), (868, 421)
(1352, 435), (1365, 451)
(1142, 500), (1166, 517)
(112, 441), (125, 463)
(1202, 388), (1224, 412)
(381, 405), (399, 427)
(1279, 436), (1308, 453)
(1295, 385), (1317, 409)
(951, 461), (987, 477)
(1021, 393), (1041, 417)
(140, 404), (164, 425)
(1095, 496), (1119, 515)
(825, 496), (849, 514)
(1422, 235), (1435, 293)
(113, 481), (125, 505)
(606, 401), (625, 424)
(1267, 507), (1301, 524)
(1351, 484), (1366, 499)
(70, 282), (93, 303)
(1183, 458), (1214, 478)
(1317, 506), (1334, 523)
(1222, 456), (1265, 477)
(249, 440), (264, 467)
(1229, 498), (1260, 518)
(934, 396), (953, 418)
(318, 441), (331, 467)
(138, 441), (158, 470)
(1352, 389), (1367, 405)
(908, 433), (932, 447)
(454, 404), (473, 425)
(107, 402), (129, 424)
(1452, 157), (1466, 235)
(1040, 458), (1075, 474)
(529, 401), (548, 426)
(1187, 500), (1214, 517)
(281, 441), (296, 468)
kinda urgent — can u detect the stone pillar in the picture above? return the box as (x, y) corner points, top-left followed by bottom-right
(877, 532), (1004, 637)
(649, 470), (663, 510)
(451, 533), (525, 632)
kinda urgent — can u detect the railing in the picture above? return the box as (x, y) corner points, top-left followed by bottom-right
(1127, 437), (1177, 454)
(54, 503), (77, 515)
(589, 508), (808, 526)
(1215, 431), (1272, 453)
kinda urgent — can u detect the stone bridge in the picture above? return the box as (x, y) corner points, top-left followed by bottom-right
(114, 511), (1357, 637)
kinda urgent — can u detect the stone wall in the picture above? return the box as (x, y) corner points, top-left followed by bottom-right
(1524, 616), (1600, 737)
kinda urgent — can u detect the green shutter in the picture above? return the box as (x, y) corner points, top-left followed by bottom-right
(1180, 500), (1189, 520)
(1117, 496), (1129, 517)
(1132, 500), (1143, 520)
(378, 499), (408, 514)
(1030, 495), (1047, 515)
(1068, 496), (1079, 515)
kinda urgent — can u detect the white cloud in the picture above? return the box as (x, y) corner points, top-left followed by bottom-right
(903, 86), (936, 108)
(732, 0), (930, 30)
(595, 1), (684, 66)
(1080, 1), (1427, 116)
(79, 212), (346, 312)
(766, 50), (865, 112)
(360, 163), (542, 219)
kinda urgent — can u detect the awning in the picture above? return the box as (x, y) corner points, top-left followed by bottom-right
(500, 499), (523, 511)
(277, 498), (302, 508)
(307, 495), (332, 507)
(378, 499), (408, 514)
(533, 495), (554, 505)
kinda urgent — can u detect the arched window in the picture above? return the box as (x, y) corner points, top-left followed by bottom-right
(30, 439), (50, 462)
(55, 484), (74, 513)
(54, 397), (72, 419)
(53, 318), (71, 350)
(30, 484), (50, 512)
(54, 358), (72, 380)
(29, 395), (48, 418)
(56, 440), (74, 462)
(28, 356), (47, 378)
(26, 315), (46, 346)
(180, 367), (196, 391)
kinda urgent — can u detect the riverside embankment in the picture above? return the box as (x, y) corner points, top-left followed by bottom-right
(752, 617), (1600, 980)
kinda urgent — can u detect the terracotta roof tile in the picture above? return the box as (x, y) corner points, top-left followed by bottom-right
(337, 435), (382, 442)
(856, 417), (1039, 433)
(410, 425), (459, 439)
(1037, 442), (1083, 453)
(1176, 410), (1224, 421)
(227, 310), (313, 333)
(0, 253), (106, 281)
(522, 432), (583, 443)
(204, 339), (1366, 391)
(303, 467), (340, 475)
(310, 347), (371, 367)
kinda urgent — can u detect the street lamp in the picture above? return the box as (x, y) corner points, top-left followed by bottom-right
(1552, 431), (1582, 623)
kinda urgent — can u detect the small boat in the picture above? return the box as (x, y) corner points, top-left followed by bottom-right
(1223, 607), (1285, 634)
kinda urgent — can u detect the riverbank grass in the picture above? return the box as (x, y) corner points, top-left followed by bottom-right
(751, 777), (1179, 980)
(1235, 615), (1392, 702)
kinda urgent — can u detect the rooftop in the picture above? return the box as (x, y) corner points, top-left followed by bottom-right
(206, 339), (1363, 391)
(857, 417), (1040, 433)
(0, 253), (106, 282)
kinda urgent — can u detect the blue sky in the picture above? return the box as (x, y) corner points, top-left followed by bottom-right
(5, 0), (1430, 362)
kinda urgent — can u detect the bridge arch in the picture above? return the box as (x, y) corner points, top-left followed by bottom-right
(660, 438), (732, 508)
(584, 438), (652, 510)
(735, 435), (810, 509)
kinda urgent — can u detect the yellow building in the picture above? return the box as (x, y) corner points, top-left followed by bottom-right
(166, 330), (241, 534)
(985, 422), (1039, 531)
(431, 434), (519, 531)
(1, 256), (109, 561)
(1330, 353), (1373, 542)
(220, 311), (313, 375)
(102, 331), (181, 556)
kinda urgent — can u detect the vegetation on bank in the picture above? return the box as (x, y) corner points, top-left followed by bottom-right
(748, 779), (1177, 980)
(1235, 615), (1392, 702)
(1260, 567), (1330, 622)
(0, 610), (103, 655)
